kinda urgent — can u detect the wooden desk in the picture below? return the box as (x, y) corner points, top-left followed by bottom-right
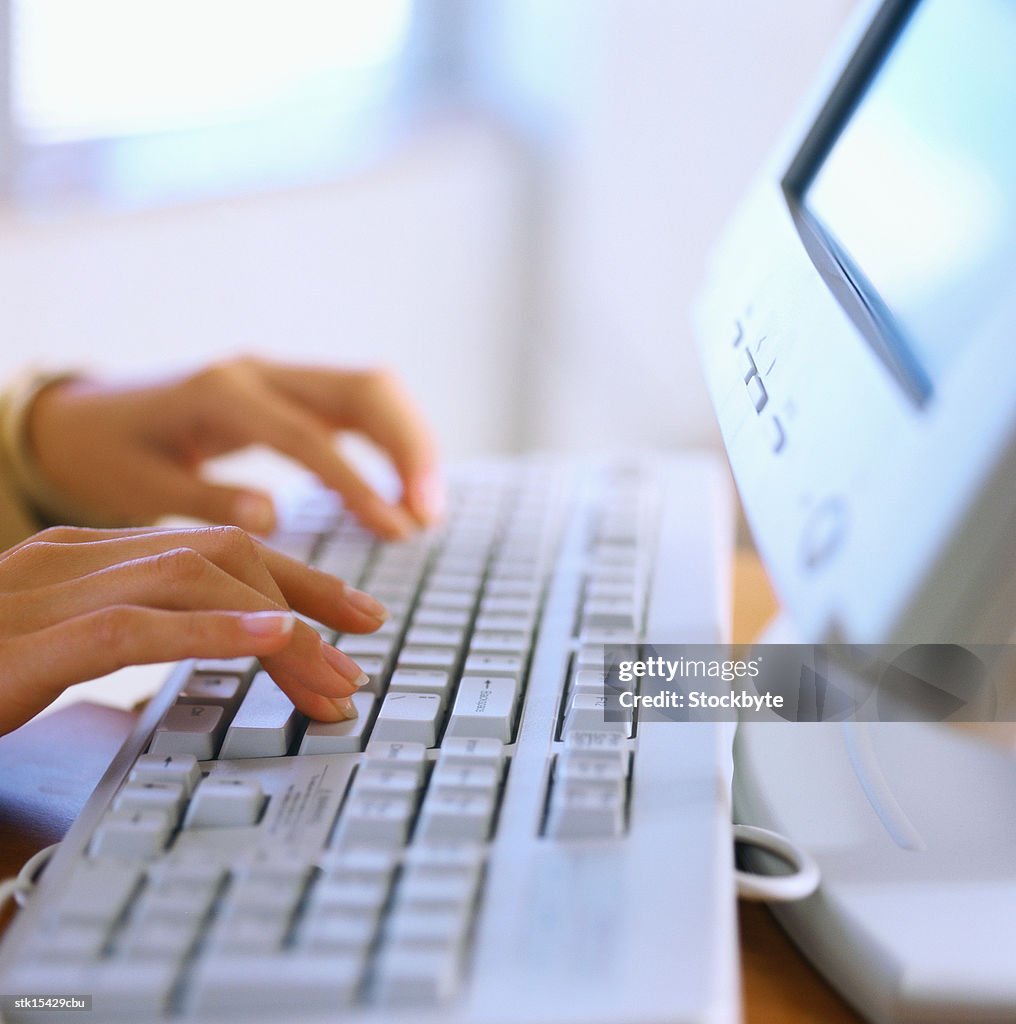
(732, 550), (863, 1024)
(0, 549), (862, 1023)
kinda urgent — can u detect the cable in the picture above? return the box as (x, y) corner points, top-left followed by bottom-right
(0, 843), (61, 912)
(733, 823), (821, 902)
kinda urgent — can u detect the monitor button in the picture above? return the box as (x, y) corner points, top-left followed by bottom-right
(746, 374), (768, 413)
(801, 497), (848, 570)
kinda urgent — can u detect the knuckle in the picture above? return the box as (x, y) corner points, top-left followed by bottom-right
(153, 546), (211, 586)
(93, 605), (138, 667)
(361, 366), (397, 394)
(190, 357), (255, 394)
(35, 525), (85, 544)
(4, 540), (58, 573)
(205, 524), (259, 563)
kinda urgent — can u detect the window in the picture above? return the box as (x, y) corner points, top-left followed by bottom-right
(2, 0), (423, 208)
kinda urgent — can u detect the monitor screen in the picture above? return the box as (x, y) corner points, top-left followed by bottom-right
(793, 0), (1016, 392)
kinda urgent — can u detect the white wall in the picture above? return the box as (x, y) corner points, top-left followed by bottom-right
(0, 2), (859, 466)
(0, 118), (530, 458)
(475, 0), (857, 451)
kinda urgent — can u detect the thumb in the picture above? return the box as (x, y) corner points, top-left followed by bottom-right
(178, 481), (277, 534)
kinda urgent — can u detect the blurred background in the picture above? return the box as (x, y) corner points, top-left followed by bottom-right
(0, 0), (854, 461)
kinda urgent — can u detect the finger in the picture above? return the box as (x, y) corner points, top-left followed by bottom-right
(221, 381), (418, 539)
(128, 463), (279, 536)
(1, 526), (388, 635)
(0, 547), (369, 709)
(0, 608), (298, 736)
(258, 365), (443, 525)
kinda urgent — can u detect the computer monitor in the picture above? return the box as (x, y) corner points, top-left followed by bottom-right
(696, 0), (1016, 646)
(698, 2), (1016, 1020)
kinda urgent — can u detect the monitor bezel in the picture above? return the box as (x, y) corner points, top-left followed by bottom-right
(781, 0), (930, 405)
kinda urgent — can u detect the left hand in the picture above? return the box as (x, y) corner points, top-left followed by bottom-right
(27, 359), (442, 540)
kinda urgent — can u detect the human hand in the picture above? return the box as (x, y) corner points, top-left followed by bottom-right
(0, 524), (388, 736)
(27, 360), (442, 540)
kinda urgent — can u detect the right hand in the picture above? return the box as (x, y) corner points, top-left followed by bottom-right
(0, 524), (388, 736)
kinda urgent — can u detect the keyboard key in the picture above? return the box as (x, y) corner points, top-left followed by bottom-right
(350, 767), (419, 801)
(403, 843), (486, 873)
(219, 673), (301, 759)
(90, 809), (174, 858)
(57, 860), (143, 924)
(556, 750), (629, 782)
(474, 611), (535, 633)
(150, 704), (227, 761)
(299, 692), (376, 754)
(575, 644), (608, 671)
(437, 736), (504, 770)
(412, 607), (471, 629)
(396, 865), (481, 910)
(406, 626), (466, 649)
(397, 646), (459, 672)
(418, 590), (474, 611)
(581, 596), (640, 632)
(337, 634), (398, 660)
(468, 629), (529, 655)
(563, 730), (629, 765)
(332, 794), (416, 849)
(184, 777), (264, 828)
(388, 669), (454, 703)
(113, 780), (186, 823)
(191, 954), (363, 1014)
(415, 789), (495, 843)
(462, 652), (524, 680)
(117, 918), (200, 961)
(311, 877), (389, 918)
(91, 960), (180, 1015)
(425, 572), (483, 593)
(227, 877), (305, 917)
(445, 676), (518, 743)
(346, 655), (388, 694)
(363, 740), (428, 781)
(372, 692), (443, 747)
(562, 693), (632, 737)
(25, 922), (109, 963)
(319, 848), (398, 886)
(129, 753), (201, 795)
(428, 762), (500, 794)
(483, 579), (539, 599)
(385, 907), (470, 949)
(177, 672), (248, 714)
(479, 596), (537, 617)
(375, 944), (461, 1004)
(545, 780), (626, 839)
(315, 542), (371, 581)
(299, 911), (378, 953)
(133, 874), (220, 926)
(193, 656), (259, 679)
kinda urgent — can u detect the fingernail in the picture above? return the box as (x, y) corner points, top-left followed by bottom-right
(417, 473), (445, 522)
(321, 642), (365, 684)
(343, 583), (389, 622)
(368, 499), (415, 540)
(235, 493), (275, 534)
(333, 696), (358, 720)
(241, 610), (295, 636)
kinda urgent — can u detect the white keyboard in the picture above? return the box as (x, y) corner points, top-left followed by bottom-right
(0, 455), (739, 1024)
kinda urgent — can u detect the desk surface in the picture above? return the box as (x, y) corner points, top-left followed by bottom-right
(0, 548), (862, 1023)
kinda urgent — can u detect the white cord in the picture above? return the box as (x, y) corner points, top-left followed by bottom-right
(733, 823), (821, 902)
(0, 877), (21, 910)
(0, 843), (61, 912)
